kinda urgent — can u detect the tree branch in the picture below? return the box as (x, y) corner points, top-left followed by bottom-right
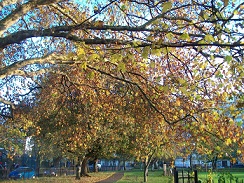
(0, 0), (62, 36)
(0, 54), (57, 78)
(1, 26), (243, 50)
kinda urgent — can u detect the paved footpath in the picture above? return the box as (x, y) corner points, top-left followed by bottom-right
(96, 172), (124, 183)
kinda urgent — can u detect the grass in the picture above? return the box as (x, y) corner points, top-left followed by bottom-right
(1, 169), (244, 183)
(117, 169), (244, 183)
(198, 170), (244, 183)
(0, 171), (114, 183)
(117, 170), (172, 183)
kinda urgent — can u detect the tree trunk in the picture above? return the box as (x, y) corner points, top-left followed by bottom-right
(143, 152), (155, 182)
(144, 162), (149, 182)
(80, 156), (90, 177)
(75, 158), (81, 180)
(94, 158), (98, 173)
(212, 156), (218, 170)
(123, 160), (126, 171)
(189, 154), (193, 170)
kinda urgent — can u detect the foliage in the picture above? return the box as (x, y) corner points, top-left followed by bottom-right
(0, 0), (243, 177)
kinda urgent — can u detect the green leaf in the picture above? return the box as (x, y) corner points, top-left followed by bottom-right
(210, 55), (215, 60)
(151, 48), (162, 56)
(179, 86), (187, 94)
(162, 2), (172, 13)
(111, 54), (123, 63)
(87, 71), (95, 79)
(166, 32), (174, 40)
(178, 78), (186, 85)
(180, 33), (190, 41)
(234, 10), (239, 15)
(142, 46), (150, 59)
(224, 55), (232, 63)
(118, 62), (126, 72)
(162, 86), (169, 93)
(121, 5), (126, 11)
(89, 53), (100, 61)
(204, 34), (215, 43)
(80, 61), (87, 70)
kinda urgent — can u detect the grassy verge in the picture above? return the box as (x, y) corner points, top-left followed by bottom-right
(1, 169), (244, 183)
(117, 169), (244, 183)
(198, 170), (244, 183)
(0, 172), (114, 183)
(117, 169), (172, 183)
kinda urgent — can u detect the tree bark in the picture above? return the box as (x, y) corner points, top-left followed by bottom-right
(144, 162), (149, 182)
(80, 156), (90, 177)
(123, 160), (126, 171)
(75, 158), (81, 180)
(212, 156), (218, 170)
(93, 158), (98, 173)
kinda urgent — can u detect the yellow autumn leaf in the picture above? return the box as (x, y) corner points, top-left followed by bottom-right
(176, 98), (181, 106)
(77, 47), (85, 56)
(225, 138), (232, 145)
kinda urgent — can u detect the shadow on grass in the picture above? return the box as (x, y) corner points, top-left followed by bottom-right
(0, 172), (115, 183)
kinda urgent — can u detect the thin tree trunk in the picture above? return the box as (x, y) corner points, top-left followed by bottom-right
(212, 155), (218, 170)
(94, 158), (98, 173)
(143, 151), (156, 182)
(144, 162), (148, 182)
(75, 157), (82, 180)
(189, 154), (192, 170)
(123, 160), (126, 171)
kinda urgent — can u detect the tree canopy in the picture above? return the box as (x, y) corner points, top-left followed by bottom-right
(0, 0), (244, 177)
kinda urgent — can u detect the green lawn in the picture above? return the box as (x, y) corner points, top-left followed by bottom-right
(117, 170), (172, 183)
(1, 169), (244, 183)
(117, 169), (244, 183)
(198, 170), (244, 183)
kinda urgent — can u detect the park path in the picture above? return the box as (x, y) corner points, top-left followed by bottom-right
(95, 172), (124, 183)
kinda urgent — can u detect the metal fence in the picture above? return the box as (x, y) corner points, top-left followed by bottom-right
(174, 168), (198, 183)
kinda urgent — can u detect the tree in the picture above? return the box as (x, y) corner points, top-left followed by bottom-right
(1, 1), (244, 182)
(0, 0), (243, 118)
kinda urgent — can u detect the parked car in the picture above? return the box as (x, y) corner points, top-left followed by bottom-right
(9, 167), (35, 179)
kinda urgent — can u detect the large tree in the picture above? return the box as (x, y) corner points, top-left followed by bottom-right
(0, 0), (243, 181)
(0, 0), (243, 117)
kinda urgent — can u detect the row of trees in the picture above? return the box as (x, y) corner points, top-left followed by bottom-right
(0, 0), (243, 182)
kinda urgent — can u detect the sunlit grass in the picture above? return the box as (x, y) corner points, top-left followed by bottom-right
(117, 169), (172, 183)
(1, 169), (244, 183)
(198, 170), (244, 183)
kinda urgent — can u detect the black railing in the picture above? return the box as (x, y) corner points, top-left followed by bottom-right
(174, 168), (198, 183)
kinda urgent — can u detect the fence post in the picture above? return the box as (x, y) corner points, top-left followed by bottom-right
(182, 170), (184, 183)
(163, 164), (167, 176)
(174, 168), (178, 183)
(188, 170), (190, 182)
(194, 170), (198, 183)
